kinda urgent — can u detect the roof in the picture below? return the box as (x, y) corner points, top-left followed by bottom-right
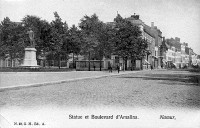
(166, 38), (181, 50)
(185, 47), (189, 55)
(144, 25), (155, 38)
(165, 41), (171, 49)
(126, 16), (145, 26)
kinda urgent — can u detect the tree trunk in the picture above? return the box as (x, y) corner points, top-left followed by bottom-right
(76, 54), (78, 69)
(100, 59), (102, 71)
(140, 59), (143, 70)
(88, 52), (91, 71)
(131, 56), (135, 71)
(100, 55), (102, 71)
(58, 53), (61, 69)
(125, 57), (127, 70)
(10, 54), (13, 68)
(73, 52), (75, 68)
(123, 57), (125, 71)
(147, 55), (149, 69)
(10, 59), (13, 67)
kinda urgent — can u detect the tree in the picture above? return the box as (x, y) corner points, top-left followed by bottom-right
(68, 25), (82, 68)
(79, 14), (102, 71)
(50, 12), (69, 69)
(95, 23), (117, 70)
(22, 15), (51, 60)
(112, 14), (148, 70)
(0, 17), (25, 67)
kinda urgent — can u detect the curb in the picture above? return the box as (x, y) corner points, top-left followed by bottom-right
(0, 71), (141, 91)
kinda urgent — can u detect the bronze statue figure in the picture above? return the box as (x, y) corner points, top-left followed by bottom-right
(27, 28), (35, 47)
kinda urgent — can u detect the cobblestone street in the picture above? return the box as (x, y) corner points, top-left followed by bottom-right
(0, 70), (200, 109)
(1, 70), (200, 128)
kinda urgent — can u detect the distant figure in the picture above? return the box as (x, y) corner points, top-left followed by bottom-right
(109, 65), (112, 73)
(93, 65), (96, 71)
(150, 64), (153, 70)
(117, 65), (120, 73)
(27, 28), (35, 47)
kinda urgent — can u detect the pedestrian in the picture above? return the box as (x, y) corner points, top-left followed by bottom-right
(110, 66), (112, 73)
(117, 65), (120, 73)
(150, 64), (153, 70)
(93, 65), (96, 71)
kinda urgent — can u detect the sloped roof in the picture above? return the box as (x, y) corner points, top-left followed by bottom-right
(185, 47), (189, 55)
(126, 16), (145, 26)
(144, 25), (155, 38)
(165, 41), (171, 49)
(166, 38), (181, 50)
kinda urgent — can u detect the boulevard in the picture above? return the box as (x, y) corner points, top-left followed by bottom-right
(0, 70), (136, 89)
(0, 69), (200, 128)
(1, 69), (200, 109)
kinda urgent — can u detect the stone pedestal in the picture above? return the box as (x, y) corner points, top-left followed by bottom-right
(21, 47), (38, 67)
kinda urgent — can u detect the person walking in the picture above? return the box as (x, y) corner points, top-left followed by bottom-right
(150, 64), (153, 70)
(117, 65), (120, 73)
(110, 65), (112, 73)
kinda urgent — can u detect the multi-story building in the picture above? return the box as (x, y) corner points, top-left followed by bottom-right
(181, 43), (186, 67)
(164, 37), (200, 69)
(159, 37), (168, 68)
(165, 46), (176, 68)
(143, 25), (156, 69)
(175, 51), (182, 68)
(197, 55), (200, 65)
(126, 14), (155, 69)
(150, 22), (162, 68)
(184, 44), (190, 67)
(165, 37), (186, 68)
(190, 50), (198, 65)
(106, 14), (156, 70)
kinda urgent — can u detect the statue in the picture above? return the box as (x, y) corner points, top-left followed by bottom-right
(27, 28), (35, 47)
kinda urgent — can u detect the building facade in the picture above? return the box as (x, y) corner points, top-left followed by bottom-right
(126, 14), (156, 69)
(150, 22), (162, 68)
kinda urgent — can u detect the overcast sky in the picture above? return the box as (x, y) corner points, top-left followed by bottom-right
(1, 0), (200, 54)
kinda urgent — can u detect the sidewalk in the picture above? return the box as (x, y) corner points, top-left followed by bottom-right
(0, 70), (141, 90)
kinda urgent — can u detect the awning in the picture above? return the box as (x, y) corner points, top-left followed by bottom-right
(162, 59), (167, 63)
(192, 63), (198, 66)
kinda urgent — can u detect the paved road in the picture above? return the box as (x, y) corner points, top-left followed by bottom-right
(0, 70), (137, 89)
(0, 70), (200, 128)
(0, 70), (199, 109)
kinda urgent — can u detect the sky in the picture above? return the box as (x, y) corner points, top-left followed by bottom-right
(1, 0), (200, 54)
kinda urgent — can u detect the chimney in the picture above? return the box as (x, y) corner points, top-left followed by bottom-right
(163, 37), (165, 41)
(175, 37), (180, 43)
(151, 22), (154, 28)
(131, 13), (139, 19)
